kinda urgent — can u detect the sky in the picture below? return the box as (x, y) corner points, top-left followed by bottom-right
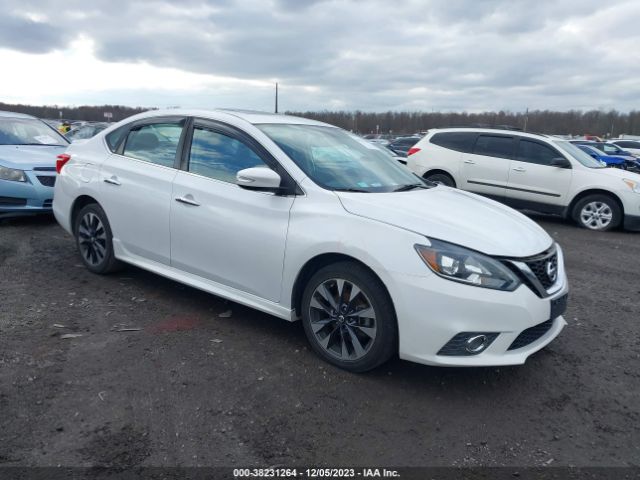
(1, 0), (639, 112)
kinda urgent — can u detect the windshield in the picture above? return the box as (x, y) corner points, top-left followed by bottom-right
(257, 124), (427, 192)
(0, 118), (68, 146)
(554, 140), (605, 168)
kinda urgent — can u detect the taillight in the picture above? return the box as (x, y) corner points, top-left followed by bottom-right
(407, 147), (421, 156)
(56, 154), (71, 174)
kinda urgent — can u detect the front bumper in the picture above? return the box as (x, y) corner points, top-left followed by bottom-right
(391, 252), (569, 367)
(0, 171), (55, 218)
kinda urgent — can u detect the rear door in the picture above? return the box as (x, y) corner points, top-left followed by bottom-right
(505, 137), (572, 213)
(99, 116), (186, 265)
(460, 133), (514, 200)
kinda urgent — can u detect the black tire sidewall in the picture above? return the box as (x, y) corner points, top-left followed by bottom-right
(425, 173), (455, 187)
(572, 194), (622, 231)
(74, 203), (119, 274)
(301, 262), (397, 372)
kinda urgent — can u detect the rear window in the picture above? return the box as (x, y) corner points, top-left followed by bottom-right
(473, 135), (514, 159)
(430, 132), (476, 153)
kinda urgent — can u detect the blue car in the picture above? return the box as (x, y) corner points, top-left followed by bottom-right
(0, 111), (69, 218)
(576, 144), (628, 169)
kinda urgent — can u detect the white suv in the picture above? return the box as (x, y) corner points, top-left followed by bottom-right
(407, 128), (640, 231)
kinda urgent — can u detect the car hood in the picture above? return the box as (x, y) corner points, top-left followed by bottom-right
(0, 145), (68, 169)
(336, 186), (553, 257)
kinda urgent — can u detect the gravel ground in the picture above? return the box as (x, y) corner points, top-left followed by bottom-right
(0, 214), (639, 469)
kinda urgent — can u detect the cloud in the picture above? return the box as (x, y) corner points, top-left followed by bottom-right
(1, 0), (639, 111)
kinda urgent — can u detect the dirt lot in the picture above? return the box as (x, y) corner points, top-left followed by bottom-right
(1, 214), (639, 469)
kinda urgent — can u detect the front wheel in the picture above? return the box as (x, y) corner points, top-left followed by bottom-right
(572, 194), (622, 231)
(301, 262), (397, 372)
(74, 203), (122, 274)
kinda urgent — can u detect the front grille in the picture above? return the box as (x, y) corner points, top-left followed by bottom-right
(525, 250), (558, 290)
(37, 175), (56, 187)
(508, 319), (554, 350)
(0, 196), (27, 206)
(33, 166), (56, 172)
(43, 199), (53, 208)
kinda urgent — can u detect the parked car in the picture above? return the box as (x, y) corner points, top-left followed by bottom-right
(66, 122), (109, 142)
(0, 111), (69, 218)
(406, 127), (640, 231)
(53, 109), (568, 371)
(387, 136), (422, 157)
(610, 139), (640, 157)
(575, 144), (627, 169)
(570, 140), (637, 167)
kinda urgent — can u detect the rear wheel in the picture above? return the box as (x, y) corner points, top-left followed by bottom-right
(301, 261), (397, 372)
(572, 194), (621, 231)
(424, 172), (455, 187)
(74, 203), (122, 274)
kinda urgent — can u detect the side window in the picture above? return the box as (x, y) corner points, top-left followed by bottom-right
(430, 132), (476, 153)
(122, 122), (183, 167)
(105, 126), (128, 153)
(473, 135), (514, 159)
(188, 127), (269, 184)
(515, 139), (560, 166)
(602, 144), (618, 154)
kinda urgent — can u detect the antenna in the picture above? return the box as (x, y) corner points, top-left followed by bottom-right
(275, 82), (279, 114)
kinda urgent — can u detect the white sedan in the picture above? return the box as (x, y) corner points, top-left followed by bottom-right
(53, 109), (568, 371)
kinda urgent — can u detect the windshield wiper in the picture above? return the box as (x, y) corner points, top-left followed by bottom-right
(393, 183), (429, 192)
(333, 188), (370, 193)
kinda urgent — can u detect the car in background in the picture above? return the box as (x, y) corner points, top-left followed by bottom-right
(0, 111), (69, 218)
(66, 122), (109, 142)
(610, 139), (640, 158)
(589, 142), (640, 170)
(406, 127), (640, 231)
(53, 109), (568, 371)
(575, 144), (627, 169)
(386, 136), (422, 157)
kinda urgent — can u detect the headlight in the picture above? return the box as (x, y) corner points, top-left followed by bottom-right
(623, 178), (640, 194)
(0, 165), (27, 182)
(415, 239), (521, 291)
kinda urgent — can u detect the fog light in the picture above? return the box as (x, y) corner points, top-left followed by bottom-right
(465, 335), (489, 353)
(437, 332), (499, 356)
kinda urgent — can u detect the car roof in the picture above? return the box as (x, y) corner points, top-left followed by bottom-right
(126, 108), (333, 127)
(428, 127), (550, 140)
(0, 110), (37, 120)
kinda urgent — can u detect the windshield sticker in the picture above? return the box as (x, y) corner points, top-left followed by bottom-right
(33, 135), (60, 145)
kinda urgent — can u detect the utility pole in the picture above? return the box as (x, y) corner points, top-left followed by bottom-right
(275, 82), (278, 114)
(523, 107), (529, 131)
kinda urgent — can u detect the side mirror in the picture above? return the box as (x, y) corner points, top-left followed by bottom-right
(550, 157), (572, 168)
(236, 167), (282, 192)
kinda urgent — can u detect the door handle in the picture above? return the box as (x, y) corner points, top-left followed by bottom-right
(512, 167), (526, 172)
(103, 176), (121, 186)
(175, 195), (200, 206)
(463, 159), (475, 164)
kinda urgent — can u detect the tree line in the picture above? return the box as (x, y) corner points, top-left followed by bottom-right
(288, 109), (640, 137)
(3, 101), (640, 136)
(0, 102), (151, 122)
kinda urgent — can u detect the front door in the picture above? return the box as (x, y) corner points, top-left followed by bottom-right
(170, 120), (295, 302)
(505, 138), (572, 213)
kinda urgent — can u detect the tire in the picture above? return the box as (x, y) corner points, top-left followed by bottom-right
(301, 261), (397, 372)
(425, 172), (455, 187)
(572, 194), (622, 231)
(74, 203), (122, 274)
